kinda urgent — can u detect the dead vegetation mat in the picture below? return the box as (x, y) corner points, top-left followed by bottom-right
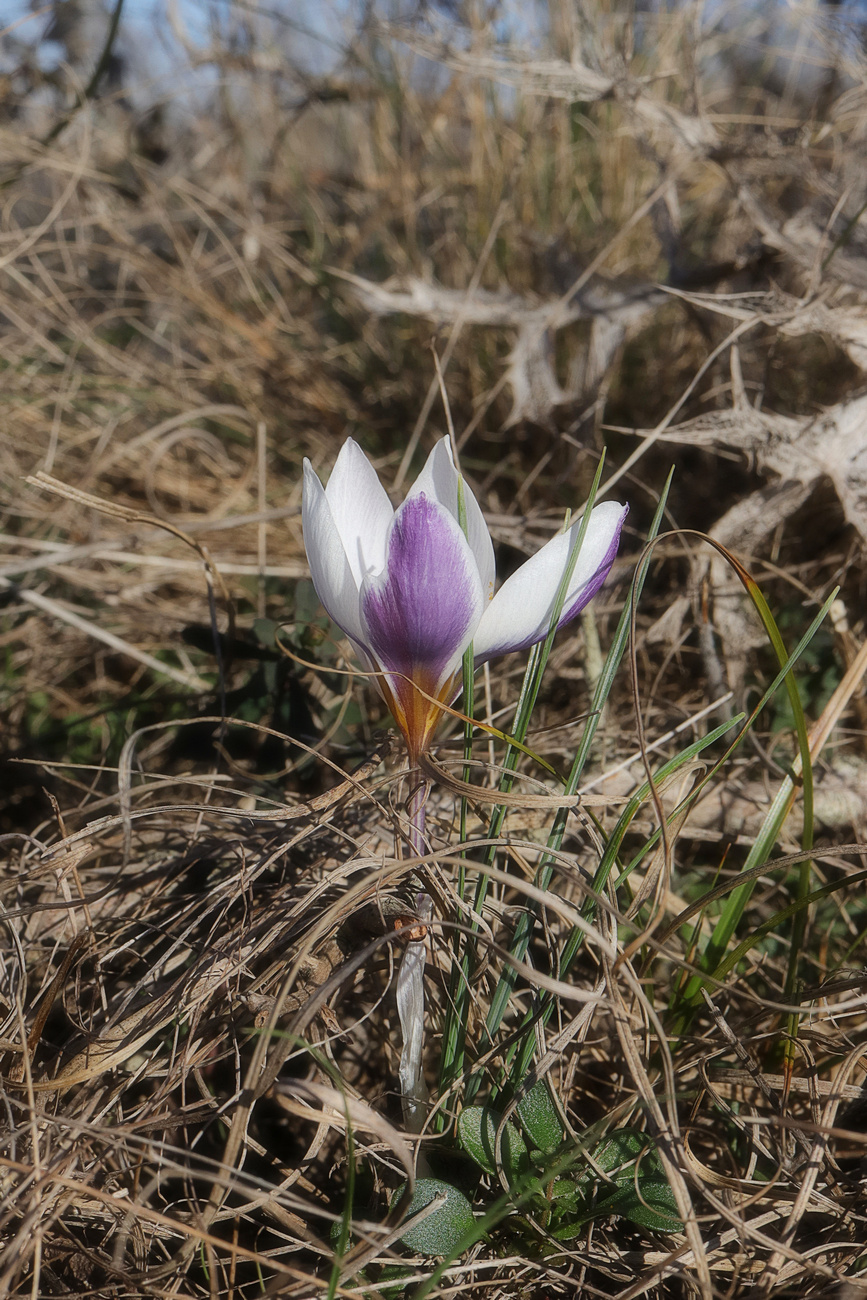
(4, 7), (867, 1295)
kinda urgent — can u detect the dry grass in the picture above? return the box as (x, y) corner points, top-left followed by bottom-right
(3, 1), (867, 1295)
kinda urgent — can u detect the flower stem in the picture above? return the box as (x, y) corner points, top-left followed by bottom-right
(407, 778), (430, 858)
(397, 779), (432, 1139)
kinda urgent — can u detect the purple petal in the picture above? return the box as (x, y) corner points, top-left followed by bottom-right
(556, 508), (626, 623)
(408, 438), (496, 604)
(361, 493), (484, 690)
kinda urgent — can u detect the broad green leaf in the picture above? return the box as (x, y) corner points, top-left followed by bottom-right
(292, 579), (321, 627)
(554, 1129), (680, 1238)
(392, 1179), (475, 1256)
(589, 1127), (651, 1173)
(515, 1081), (562, 1154)
(547, 1177), (581, 1211)
(377, 1264), (414, 1300)
(252, 617), (279, 649)
(527, 1175), (583, 1226)
(598, 1170), (680, 1231)
(457, 1107), (530, 1181)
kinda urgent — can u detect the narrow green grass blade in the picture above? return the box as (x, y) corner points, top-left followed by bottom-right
(546, 469), (675, 835)
(711, 866), (867, 989)
(670, 585), (836, 1027)
(504, 713), (742, 1089)
(482, 474), (675, 1093)
(504, 505), (833, 1089)
(445, 456), (608, 1101)
(457, 471), (475, 895)
(328, 1108), (355, 1299)
(439, 472), (478, 1104)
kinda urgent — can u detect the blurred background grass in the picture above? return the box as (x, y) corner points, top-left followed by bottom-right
(4, 0), (865, 826)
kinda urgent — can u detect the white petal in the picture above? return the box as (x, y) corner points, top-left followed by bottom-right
(408, 437), (496, 603)
(302, 459), (367, 646)
(323, 438), (394, 586)
(472, 501), (627, 663)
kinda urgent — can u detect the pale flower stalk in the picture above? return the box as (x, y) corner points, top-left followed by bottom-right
(302, 436), (627, 761)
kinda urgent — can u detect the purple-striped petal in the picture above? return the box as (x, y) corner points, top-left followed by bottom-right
(472, 502), (627, 663)
(407, 438), (496, 604)
(360, 492), (484, 756)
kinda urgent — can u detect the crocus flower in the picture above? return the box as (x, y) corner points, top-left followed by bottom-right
(302, 437), (626, 761)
